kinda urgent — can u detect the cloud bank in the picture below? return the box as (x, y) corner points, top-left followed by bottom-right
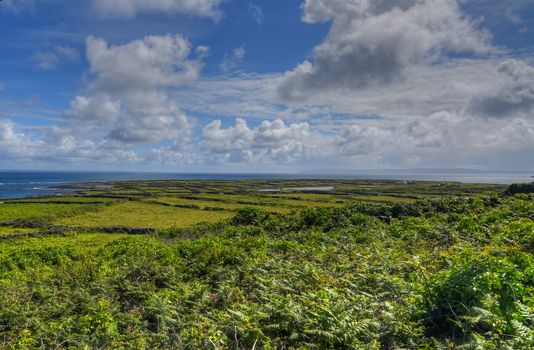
(92, 0), (224, 19)
(1, 0), (533, 171)
(279, 0), (492, 101)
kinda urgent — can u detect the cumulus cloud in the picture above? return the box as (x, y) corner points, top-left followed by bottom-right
(105, 90), (190, 144)
(163, 52), (534, 169)
(279, 0), (492, 101)
(0, 119), (40, 159)
(468, 59), (534, 118)
(92, 0), (223, 19)
(334, 109), (534, 168)
(68, 95), (121, 123)
(336, 111), (461, 158)
(337, 124), (394, 155)
(33, 46), (79, 70)
(67, 34), (200, 146)
(86, 35), (201, 91)
(0, 119), (145, 164)
(202, 118), (320, 162)
(3, 1), (532, 170)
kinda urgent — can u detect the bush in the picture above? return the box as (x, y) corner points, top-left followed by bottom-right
(504, 182), (534, 195)
(422, 251), (534, 343)
(231, 207), (267, 226)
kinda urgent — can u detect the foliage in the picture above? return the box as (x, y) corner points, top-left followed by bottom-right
(505, 182), (534, 195)
(0, 182), (532, 349)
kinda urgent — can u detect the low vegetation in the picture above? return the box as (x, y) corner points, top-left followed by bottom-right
(0, 180), (531, 348)
(505, 182), (534, 195)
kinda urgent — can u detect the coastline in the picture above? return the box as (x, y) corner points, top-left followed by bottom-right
(1, 170), (532, 201)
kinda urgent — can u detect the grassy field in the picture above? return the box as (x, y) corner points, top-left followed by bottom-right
(0, 179), (531, 349)
(0, 227), (34, 235)
(0, 179), (506, 234)
(56, 201), (234, 228)
(0, 233), (127, 253)
(0, 203), (88, 222)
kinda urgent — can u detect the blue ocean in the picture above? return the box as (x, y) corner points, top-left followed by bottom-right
(0, 171), (532, 200)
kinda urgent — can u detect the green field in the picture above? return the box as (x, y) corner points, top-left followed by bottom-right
(0, 203), (88, 222)
(0, 179), (532, 349)
(3, 179), (494, 233)
(56, 201), (234, 228)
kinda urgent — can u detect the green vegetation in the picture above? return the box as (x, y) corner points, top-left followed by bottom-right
(0, 203), (88, 222)
(0, 180), (532, 348)
(56, 201), (234, 229)
(505, 182), (534, 195)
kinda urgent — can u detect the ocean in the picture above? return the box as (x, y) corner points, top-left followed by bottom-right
(0, 171), (532, 200)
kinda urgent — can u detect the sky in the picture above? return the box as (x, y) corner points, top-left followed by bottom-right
(0, 0), (533, 173)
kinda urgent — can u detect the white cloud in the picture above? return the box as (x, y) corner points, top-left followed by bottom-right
(202, 118), (322, 163)
(0, 119), (40, 159)
(468, 59), (534, 118)
(33, 46), (79, 70)
(92, 0), (223, 19)
(279, 0), (492, 101)
(150, 146), (199, 165)
(337, 124), (394, 156)
(164, 52), (534, 169)
(68, 95), (121, 123)
(86, 34), (201, 91)
(203, 118), (253, 154)
(248, 3), (264, 24)
(1, 0), (37, 14)
(3, 1), (533, 171)
(220, 46), (246, 73)
(334, 110), (534, 168)
(171, 59), (498, 121)
(0, 119), (145, 164)
(104, 90), (190, 144)
(66, 34), (201, 146)
(195, 45), (210, 58)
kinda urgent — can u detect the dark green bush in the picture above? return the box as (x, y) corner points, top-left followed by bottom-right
(504, 182), (534, 195)
(422, 251), (534, 341)
(231, 207), (268, 226)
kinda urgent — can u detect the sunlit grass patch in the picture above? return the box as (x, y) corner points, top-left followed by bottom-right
(56, 201), (233, 228)
(0, 203), (87, 222)
(0, 227), (34, 235)
(145, 196), (297, 213)
(6, 196), (118, 203)
(351, 194), (417, 203)
(0, 233), (128, 260)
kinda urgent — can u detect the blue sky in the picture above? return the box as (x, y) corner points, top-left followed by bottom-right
(1, 0), (533, 172)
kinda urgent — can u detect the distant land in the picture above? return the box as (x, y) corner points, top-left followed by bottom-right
(0, 169), (533, 200)
(302, 168), (534, 175)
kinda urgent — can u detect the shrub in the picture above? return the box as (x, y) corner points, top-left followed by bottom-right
(422, 251), (534, 342)
(231, 207), (267, 226)
(504, 182), (534, 195)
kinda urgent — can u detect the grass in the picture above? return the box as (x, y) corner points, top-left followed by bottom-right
(0, 233), (127, 253)
(55, 201), (234, 228)
(0, 203), (87, 222)
(0, 227), (34, 235)
(5, 196), (118, 203)
(145, 196), (327, 212)
(0, 179), (506, 233)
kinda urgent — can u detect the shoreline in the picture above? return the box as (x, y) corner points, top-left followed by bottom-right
(0, 177), (518, 202)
